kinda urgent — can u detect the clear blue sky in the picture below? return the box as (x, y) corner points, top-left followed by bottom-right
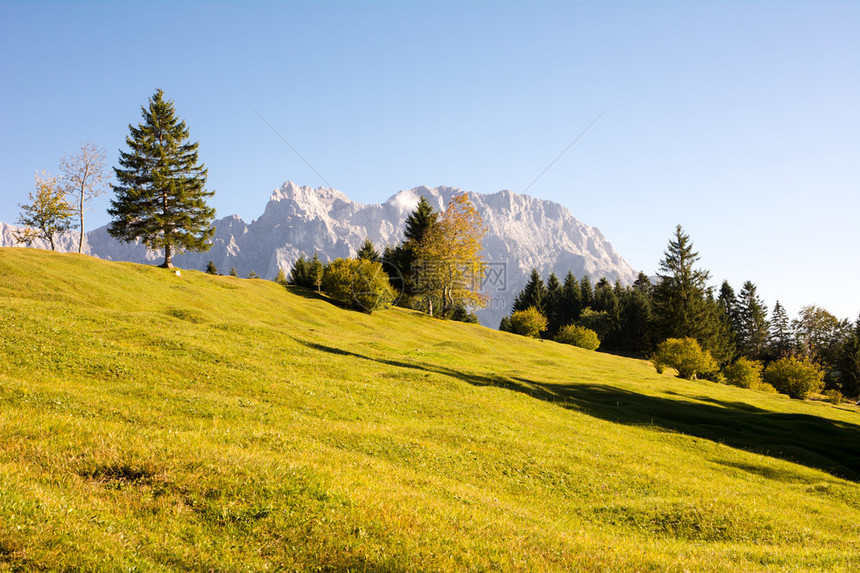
(1, 1), (858, 320)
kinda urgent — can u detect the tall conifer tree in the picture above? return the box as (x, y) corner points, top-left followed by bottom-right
(512, 269), (546, 314)
(108, 89), (215, 268)
(356, 238), (380, 262)
(769, 301), (793, 358)
(560, 271), (582, 325)
(652, 225), (710, 340)
(736, 281), (769, 360)
(838, 315), (860, 398)
(543, 273), (564, 337)
(579, 275), (594, 310)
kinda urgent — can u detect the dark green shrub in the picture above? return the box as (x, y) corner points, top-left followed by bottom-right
(289, 253), (324, 291)
(450, 303), (478, 323)
(555, 324), (600, 351)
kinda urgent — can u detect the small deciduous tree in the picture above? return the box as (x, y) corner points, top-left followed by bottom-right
(14, 171), (76, 251)
(723, 357), (763, 389)
(793, 305), (849, 368)
(652, 337), (717, 380)
(414, 194), (487, 316)
(60, 141), (108, 253)
(763, 356), (824, 400)
(274, 268), (288, 285)
(555, 324), (600, 351)
(576, 308), (614, 342)
(509, 307), (547, 338)
(321, 258), (395, 313)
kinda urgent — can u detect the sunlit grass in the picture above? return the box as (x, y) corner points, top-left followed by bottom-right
(1, 248), (858, 571)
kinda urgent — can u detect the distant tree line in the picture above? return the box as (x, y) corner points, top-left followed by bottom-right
(500, 225), (860, 400)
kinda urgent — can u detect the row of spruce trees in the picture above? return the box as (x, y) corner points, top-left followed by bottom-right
(500, 225), (860, 398)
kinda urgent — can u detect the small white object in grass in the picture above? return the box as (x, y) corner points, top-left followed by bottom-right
(174, 270), (181, 277)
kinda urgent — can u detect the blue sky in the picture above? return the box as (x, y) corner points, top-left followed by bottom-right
(1, 1), (858, 320)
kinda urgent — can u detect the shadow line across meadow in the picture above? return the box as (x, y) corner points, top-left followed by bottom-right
(296, 339), (860, 483)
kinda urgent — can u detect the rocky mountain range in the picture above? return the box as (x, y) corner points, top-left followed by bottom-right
(0, 182), (637, 327)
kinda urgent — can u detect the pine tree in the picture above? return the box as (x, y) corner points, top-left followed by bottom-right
(108, 89), (215, 268)
(736, 281), (769, 360)
(593, 278), (621, 349)
(837, 315), (860, 398)
(704, 292), (738, 366)
(717, 281), (739, 332)
(652, 225), (711, 341)
(716, 280), (739, 360)
(289, 256), (309, 286)
(356, 238), (380, 262)
(309, 253), (324, 292)
(633, 271), (652, 293)
(543, 273), (564, 337)
(769, 301), (793, 358)
(560, 271), (582, 326)
(619, 286), (653, 352)
(289, 254), (324, 290)
(579, 275), (594, 310)
(389, 196), (439, 303)
(404, 196), (438, 243)
(229, 267), (238, 277)
(512, 269), (546, 314)
(247, 270), (260, 279)
(205, 260), (218, 275)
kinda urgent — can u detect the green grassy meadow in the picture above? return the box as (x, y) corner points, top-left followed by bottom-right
(1, 248), (858, 571)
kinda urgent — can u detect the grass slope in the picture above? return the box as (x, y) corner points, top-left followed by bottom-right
(1, 248), (858, 572)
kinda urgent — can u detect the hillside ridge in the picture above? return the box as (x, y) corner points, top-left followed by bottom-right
(1, 248), (858, 571)
(0, 182), (636, 328)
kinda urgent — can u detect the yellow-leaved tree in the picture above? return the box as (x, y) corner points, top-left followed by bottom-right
(414, 194), (487, 317)
(14, 171), (76, 251)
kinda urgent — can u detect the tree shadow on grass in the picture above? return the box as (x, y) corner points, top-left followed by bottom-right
(284, 286), (327, 301)
(295, 339), (860, 482)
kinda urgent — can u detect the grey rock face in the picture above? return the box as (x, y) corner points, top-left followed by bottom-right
(0, 181), (637, 327)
